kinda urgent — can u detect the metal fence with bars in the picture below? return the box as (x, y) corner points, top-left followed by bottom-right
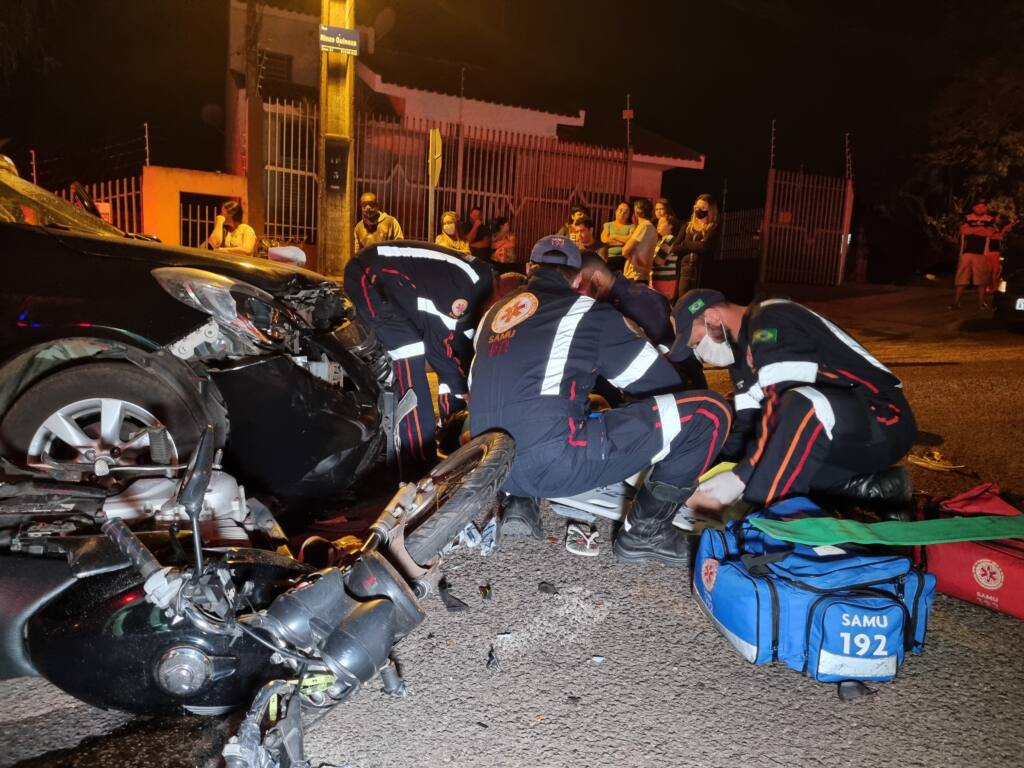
(57, 176), (142, 234)
(180, 192), (237, 249)
(259, 101), (631, 253)
(354, 113), (628, 250)
(760, 169), (854, 285)
(718, 208), (764, 261)
(264, 97), (319, 245)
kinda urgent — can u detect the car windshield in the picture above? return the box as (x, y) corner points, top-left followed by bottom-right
(0, 170), (126, 238)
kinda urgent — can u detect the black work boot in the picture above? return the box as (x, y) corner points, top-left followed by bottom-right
(613, 481), (692, 566)
(831, 467), (913, 504)
(499, 496), (545, 541)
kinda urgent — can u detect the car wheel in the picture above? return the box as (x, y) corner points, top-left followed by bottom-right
(0, 362), (208, 478)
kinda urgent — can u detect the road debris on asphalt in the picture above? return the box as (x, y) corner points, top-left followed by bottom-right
(486, 645), (500, 670)
(907, 450), (965, 472)
(538, 581), (559, 595)
(438, 577), (469, 612)
(479, 582), (493, 601)
(590, 655), (605, 664)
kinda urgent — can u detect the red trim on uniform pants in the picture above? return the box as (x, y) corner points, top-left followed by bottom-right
(406, 360), (425, 459)
(567, 418), (588, 447)
(570, 380), (577, 400)
(780, 422), (825, 497)
(765, 406), (816, 504)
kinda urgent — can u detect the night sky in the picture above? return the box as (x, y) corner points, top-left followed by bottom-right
(1, 1), (1021, 254)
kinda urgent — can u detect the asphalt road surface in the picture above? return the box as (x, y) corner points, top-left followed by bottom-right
(1, 285), (1022, 768)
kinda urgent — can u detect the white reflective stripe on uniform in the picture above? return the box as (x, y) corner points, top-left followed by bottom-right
(651, 393), (681, 463)
(759, 298), (893, 375)
(792, 386), (835, 440)
(608, 343), (660, 389)
(735, 383), (764, 410)
(540, 295), (594, 395)
(438, 383), (451, 395)
(758, 361), (818, 388)
(416, 297), (457, 330)
(388, 341), (425, 360)
(377, 245), (479, 282)
(464, 328), (474, 339)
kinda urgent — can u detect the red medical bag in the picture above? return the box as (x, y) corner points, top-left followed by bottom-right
(920, 484), (1024, 619)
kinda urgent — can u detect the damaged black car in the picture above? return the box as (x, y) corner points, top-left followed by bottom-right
(0, 163), (389, 498)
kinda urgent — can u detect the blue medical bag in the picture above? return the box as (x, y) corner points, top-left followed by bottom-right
(692, 498), (936, 683)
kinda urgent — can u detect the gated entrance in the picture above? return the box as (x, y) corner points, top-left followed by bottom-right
(760, 168), (854, 286)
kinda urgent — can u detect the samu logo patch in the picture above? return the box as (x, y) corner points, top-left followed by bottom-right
(752, 328), (778, 344)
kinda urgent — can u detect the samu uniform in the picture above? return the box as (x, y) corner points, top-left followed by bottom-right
(726, 299), (917, 506)
(468, 268), (730, 500)
(344, 241), (494, 462)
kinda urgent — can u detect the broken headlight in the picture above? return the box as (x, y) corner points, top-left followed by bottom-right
(153, 267), (300, 357)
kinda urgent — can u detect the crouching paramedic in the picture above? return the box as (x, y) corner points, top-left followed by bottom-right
(344, 241), (494, 467)
(666, 289), (917, 511)
(468, 236), (730, 566)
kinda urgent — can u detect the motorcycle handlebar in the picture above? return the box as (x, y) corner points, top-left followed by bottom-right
(101, 517), (162, 580)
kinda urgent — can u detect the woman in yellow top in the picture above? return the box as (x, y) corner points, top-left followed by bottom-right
(435, 210), (470, 253)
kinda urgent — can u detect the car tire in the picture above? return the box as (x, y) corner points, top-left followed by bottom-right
(0, 361), (210, 474)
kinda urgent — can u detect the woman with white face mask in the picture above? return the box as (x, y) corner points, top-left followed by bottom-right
(435, 211), (470, 253)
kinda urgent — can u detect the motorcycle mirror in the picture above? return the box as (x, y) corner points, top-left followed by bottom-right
(177, 424), (216, 520)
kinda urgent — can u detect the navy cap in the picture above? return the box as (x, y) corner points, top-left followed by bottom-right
(530, 235), (582, 269)
(667, 289), (727, 361)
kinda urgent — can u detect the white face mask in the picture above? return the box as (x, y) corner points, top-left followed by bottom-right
(443, 223), (457, 236)
(693, 321), (735, 367)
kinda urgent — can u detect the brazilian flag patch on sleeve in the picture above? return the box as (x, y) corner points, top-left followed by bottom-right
(688, 298), (706, 315)
(752, 327), (778, 344)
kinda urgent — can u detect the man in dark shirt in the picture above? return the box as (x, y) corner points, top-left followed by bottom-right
(469, 237), (730, 566)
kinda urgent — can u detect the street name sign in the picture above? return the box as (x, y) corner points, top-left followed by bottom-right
(319, 25), (360, 56)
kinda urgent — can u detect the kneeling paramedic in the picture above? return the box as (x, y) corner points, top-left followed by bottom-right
(667, 289), (917, 511)
(468, 236), (730, 566)
(344, 241), (494, 467)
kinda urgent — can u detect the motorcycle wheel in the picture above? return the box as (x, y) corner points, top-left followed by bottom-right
(403, 430), (515, 565)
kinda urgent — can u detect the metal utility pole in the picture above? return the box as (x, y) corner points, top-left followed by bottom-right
(622, 93), (634, 200)
(318, 0), (357, 278)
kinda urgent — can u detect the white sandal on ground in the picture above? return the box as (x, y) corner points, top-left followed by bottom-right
(566, 522), (600, 556)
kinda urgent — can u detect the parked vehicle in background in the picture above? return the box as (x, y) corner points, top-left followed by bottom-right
(991, 264), (1024, 327)
(0, 158), (390, 498)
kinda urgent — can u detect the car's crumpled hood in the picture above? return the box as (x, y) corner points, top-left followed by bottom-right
(55, 230), (338, 297)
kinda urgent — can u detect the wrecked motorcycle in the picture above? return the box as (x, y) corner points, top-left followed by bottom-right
(0, 424), (514, 727)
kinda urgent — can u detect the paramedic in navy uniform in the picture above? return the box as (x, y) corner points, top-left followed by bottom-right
(468, 235), (730, 566)
(667, 289), (917, 512)
(344, 241), (494, 468)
